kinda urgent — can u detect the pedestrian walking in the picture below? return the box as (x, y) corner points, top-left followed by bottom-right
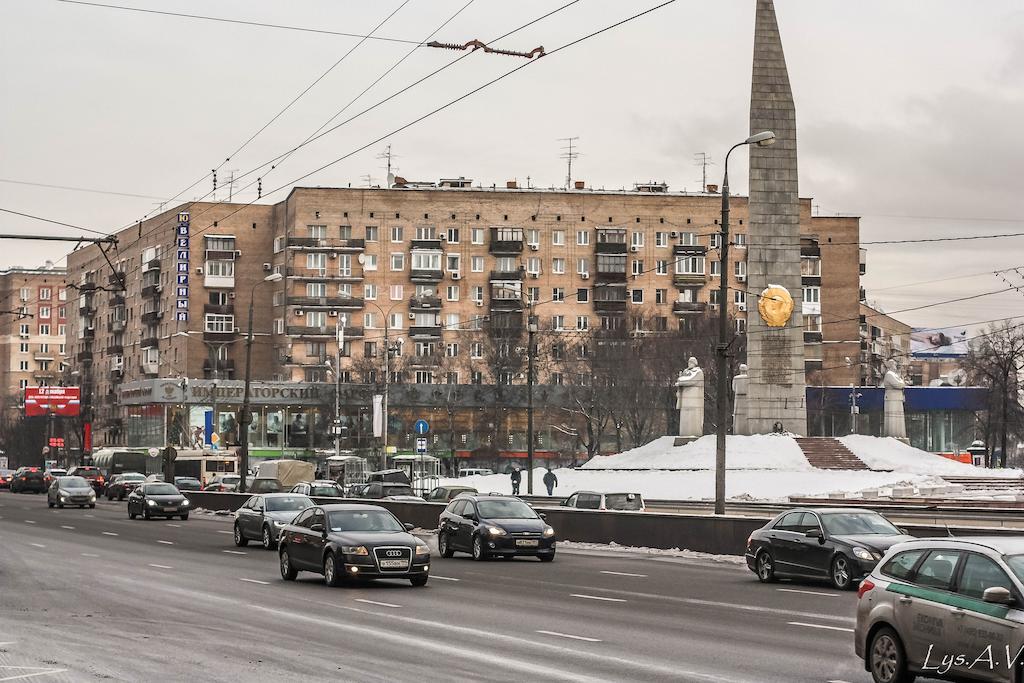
(510, 467), (521, 495)
(543, 467), (558, 496)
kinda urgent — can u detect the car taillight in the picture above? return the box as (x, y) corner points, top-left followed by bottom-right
(858, 578), (875, 599)
(97, 476), (104, 483)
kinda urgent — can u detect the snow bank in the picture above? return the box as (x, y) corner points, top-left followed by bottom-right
(580, 434), (809, 471)
(557, 541), (745, 564)
(839, 435), (1023, 477)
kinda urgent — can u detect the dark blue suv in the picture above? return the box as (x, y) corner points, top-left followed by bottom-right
(437, 494), (556, 562)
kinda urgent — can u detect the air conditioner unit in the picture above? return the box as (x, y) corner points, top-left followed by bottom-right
(262, 263), (272, 272)
(630, 246), (639, 253)
(196, 267), (204, 275)
(580, 273), (590, 280)
(295, 310), (304, 316)
(228, 292), (236, 299)
(736, 275), (747, 282)
(234, 250), (242, 257)
(451, 272), (461, 280)
(709, 303), (720, 310)
(670, 231), (678, 238)
(234, 326), (241, 333)
(329, 311), (338, 317)
(530, 272), (539, 279)
(409, 312), (416, 320)
(529, 244), (539, 251)
(737, 303), (747, 312)
(475, 301), (484, 307)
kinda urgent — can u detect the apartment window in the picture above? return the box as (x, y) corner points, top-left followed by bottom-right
(528, 287), (540, 304)
(498, 371), (514, 386)
(58, 289), (67, 301)
(576, 316), (589, 331)
(306, 253), (326, 270)
(339, 283), (352, 298)
(273, 318), (284, 335)
(577, 288), (589, 303)
(389, 313), (404, 330)
(710, 260), (721, 277)
(411, 252), (442, 271)
(445, 313), (460, 328)
(364, 313), (378, 329)
(471, 342), (483, 359)
(552, 258), (566, 275)
(734, 233), (747, 247)
(38, 306), (50, 319)
(576, 230), (591, 246)
(654, 317), (668, 332)
(709, 233), (722, 249)
(734, 260), (747, 278)
(804, 314), (822, 333)
(735, 318), (747, 334)
(597, 254), (626, 273)
(572, 258), (587, 277)
(656, 289), (667, 304)
(204, 314), (234, 333)
(655, 260), (668, 275)
(18, 379), (28, 389)
(734, 290), (746, 306)
(520, 257), (538, 275)
(364, 284), (377, 300)
(57, 306), (65, 319)
(552, 230), (565, 246)
(446, 254), (460, 272)
(803, 286), (821, 304)
(363, 254), (378, 271)
(471, 371), (483, 385)
(39, 324), (50, 335)
(19, 324), (29, 337)
(445, 343), (459, 357)
(207, 260), (235, 276)
(801, 257), (821, 276)
(18, 360), (29, 371)
(308, 225), (327, 239)
(471, 256), (484, 272)
(527, 228), (540, 246)
(446, 285), (459, 301)
(57, 324), (65, 337)
(631, 289), (644, 304)
(391, 226), (404, 242)
(306, 311), (326, 328)
(365, 226), (379, 241)
(551, 372), (564, 386)
(18, 342), (28, 353)
(19, 287), (30, 301)
(415, 342), (435, 357)
(445, 371), (459, 385)
(340, 225), (353, 239)
(39, 288), (51, 300)
(307, 342), (327, 361)
(655, 232), (668, 248)
(472, 286), (484, 303)
(552, 315), (565, 330)
(679, 232), (697, 246)
(552, 288), (565, 302)
(274, 236), (285, 253)
(710, 290), (721, 306)
(415, 226), (435, 239)
(675, 256), (705, 275)
(632, 260), (644, 276)
(415, 371), (433, 385)
(206, 236), (236, 251)
(306, 282), (326, 298)
(631, 232), (644, 248)
(390, 253), (405, 271)
(471, 228), (484, 244)
(447, 227), (460, 243)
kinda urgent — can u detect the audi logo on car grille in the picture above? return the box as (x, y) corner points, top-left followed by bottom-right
(384, 550), (402, 557)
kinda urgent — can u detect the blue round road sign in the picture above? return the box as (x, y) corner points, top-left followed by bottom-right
(414, 419), (429, 435)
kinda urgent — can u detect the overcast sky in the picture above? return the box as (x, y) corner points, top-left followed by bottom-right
(2, 0), (1022, 331)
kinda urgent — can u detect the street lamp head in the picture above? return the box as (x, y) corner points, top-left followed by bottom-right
(263, 272), (283, 283)
(745, 131), (776, 147)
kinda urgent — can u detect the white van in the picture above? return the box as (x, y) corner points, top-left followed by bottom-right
(457, 468), (494, 478)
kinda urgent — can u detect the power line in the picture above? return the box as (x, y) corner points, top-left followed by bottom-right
(867, 265), (1024, 293)
(0, 178), (170, 201)
(54, 1), (423, 44)
(0, 208), (110, 237)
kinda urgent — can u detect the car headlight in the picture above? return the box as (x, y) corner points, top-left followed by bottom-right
(88, 491), (96, 498)
(415, 544), (430, 555)
(852, 547), (875, 561)
(342, 546), (368, 556)
(542, 526), (555, 538)
(486, 526), (506, 536)
(181, 499), (189, 506)
(146, 499), (156, 506)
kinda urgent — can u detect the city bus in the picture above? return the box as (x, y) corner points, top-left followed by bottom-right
(171, 449), (238, 487)
(91, 448), (155, 478)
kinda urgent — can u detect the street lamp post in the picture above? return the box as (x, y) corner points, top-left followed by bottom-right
(238, 272), (283, 493)
(715, 130), (775, 515)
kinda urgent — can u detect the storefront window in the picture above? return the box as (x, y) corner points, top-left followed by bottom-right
(287, 411), (309, 448)
(218, 411), (238, 446)
(266, 410), (283, 447)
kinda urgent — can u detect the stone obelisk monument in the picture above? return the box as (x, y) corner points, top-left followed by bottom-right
(741, 0), (807, 435)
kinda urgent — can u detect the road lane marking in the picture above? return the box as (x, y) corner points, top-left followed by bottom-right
(430, 576), (460, 581)
(156, 540), (174, 545)
(166, 523), (181, 528)
(600, 570), (647, 578)
(81, 553), (99, 557)
(60, 525), (75, 530)
(354, 599), (400, 608)
(23, 520), (35, 524)
(217, 530), (233, 534)
(0, 667), (70, 681)
(0, 642), (15, 646)
(678, 597), (855, 624)
(239, 578), (269, 585)
(84, 514), (94, 518)
(101, 531), (118, 536)
(222, 550), (246, 555)
(28, 543), (45, 549)
(788, 621), (855, 633)
(777, 588), (838, 598)
(536, 630), (601, 643)
(571, 594), (627, 602)
(148, 564), (173, 570)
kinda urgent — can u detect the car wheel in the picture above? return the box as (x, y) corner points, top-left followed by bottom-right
(471, 535), (487, 561)
(280, 548), (298, 581)
(47, 501), (54, 508)
(262, 526), (276, 550)
(129, 509), (137, 520)
(538, 552), (555, 563)
(143, 507), (150, 520)
(58, 502), (64, 509)
(756, 550), (776, 583)
(119, 494), (125, 501)
(869, 626), (913, 683)
(90, 504), (95, 509)
(831, 555), (854, 590)
(438, 532), (454, 558)
(410, 575), (428, 587)
(323, 553), (342, 587)
(233, 524), (248, 547)
(180, 513), (188, 521)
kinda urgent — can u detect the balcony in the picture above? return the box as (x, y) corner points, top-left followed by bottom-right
(803, 331), (823, 344)
(79, 300), (97, 316)
(800, 244), (822, 258)
(203, 359), (236, 375)
(76, 349), (93, 363)
(489, 298), (523, 312)
(140, 336), (159, 349)
(286, 267), (362, 281)
(288, 237), (365, 250)
(409, 325), (443, 339)
(141, 310), (163, 324)
(489, 270), (523, 282)
(410, 269), (443, 283)
(143, 258), (161, 272)
(34, 352), (54, 362)
(141, 284), (161, 298)
(108, 272), (126, 288)
(107, 293), (125, 307)
(203, 330), (237, 343)
(672, 301), (708, 314)
(107, 320), (125, 334)
(288, 296), (364, 309)
(106, 343), (124, 355)
(142, 362), (160, 377)
(673, 244), (708, 256)
(489, 228), (524, 254)
(594, 299), (627, 312)
(109, 368), (124, 381)
(410, 238), (443, 251)
(82, 327), (95, 340)
(595, 270), (627, 284)
(338, 326), (363, 338)
(673, 273), (707, 287)
(78, 282), (98, 292)
(204, 303), (235, 316)
(205, 249), (237, 261)
(410, 295), (442, 310)
(33, 369), (55, 380)
(286, 325), (337, 338)
(596, 241), (628, 255)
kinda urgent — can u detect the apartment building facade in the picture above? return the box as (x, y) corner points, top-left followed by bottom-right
(66, 183), (861, 455)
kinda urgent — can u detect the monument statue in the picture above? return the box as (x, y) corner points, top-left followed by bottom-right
(881, 359), (908, 440)
(732, 363), (749, 434)
(675, 357), (705, 439)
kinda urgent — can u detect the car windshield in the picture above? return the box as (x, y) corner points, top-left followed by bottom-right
(60, 477), (90, 488)
(310, 485), (340, 496)
(177, 478), (200, 485)
(145, 484), (179, 495)
(820, 512), (900, 536)
(122, 474), (146, 481)
(383, 485), (412, 496)
(477, 500), (538, 519)
(221, 476), (240, 483)
(266, 496), (312, 512)
(604, 493), (643, 511)
(328, 510), (404, 533)
(1003, 556), (1024, 584)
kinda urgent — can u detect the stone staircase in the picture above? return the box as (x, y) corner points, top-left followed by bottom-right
(794, 437), (869, 470)
(941, 476), (1024, 492)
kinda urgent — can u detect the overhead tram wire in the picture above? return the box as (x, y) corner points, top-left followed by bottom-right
(0, 179), (173, 201)
(0, 208), (112, 238)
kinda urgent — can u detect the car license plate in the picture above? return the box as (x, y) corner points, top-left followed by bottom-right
(163, 507), (177, 513)
(516, 539), (540, 547)
(379, 559), (407, 569)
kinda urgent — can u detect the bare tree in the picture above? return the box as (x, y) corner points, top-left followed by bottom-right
(962, 321), (1024, 467)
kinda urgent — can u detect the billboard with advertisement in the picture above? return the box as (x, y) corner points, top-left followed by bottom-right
(24, 386), (81, 417)
(910, 327), (969, 358)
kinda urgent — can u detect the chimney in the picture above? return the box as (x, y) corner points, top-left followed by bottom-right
(706, 184), (719, 193)
(574, 180), (585, 190)
(506, 180), (518, 189)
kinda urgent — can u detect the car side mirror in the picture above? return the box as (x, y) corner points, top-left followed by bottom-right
(310, 523), (324, 533)
(983, 586), (1014, 605)
(464, 513), (476, 522)
(805, 528), (822, 540)
(898, 527), (908, 535)
(539, 513), (547, 520)
(404, 523), (414, 531)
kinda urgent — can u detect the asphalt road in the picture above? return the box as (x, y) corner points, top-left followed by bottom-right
(0, 489), (915, 683)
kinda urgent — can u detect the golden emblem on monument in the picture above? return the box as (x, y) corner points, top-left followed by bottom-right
(757, 285), (794, 327)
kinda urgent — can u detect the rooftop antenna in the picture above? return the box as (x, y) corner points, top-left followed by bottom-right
(360, 174), (374, 188)
(693, 152), (715, 191)
(226, 169), (240, 201)
(558, 137), (579, 190)
(377, 145), (399, 187)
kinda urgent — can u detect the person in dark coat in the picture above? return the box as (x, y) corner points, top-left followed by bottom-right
(510, 467), (522, 495)
(542, 468), (558, 496)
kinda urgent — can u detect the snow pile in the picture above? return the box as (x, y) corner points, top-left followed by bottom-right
(840, 435), (1022, 477)
(558, 541), (745, 564)
(580, 434), (809, 471)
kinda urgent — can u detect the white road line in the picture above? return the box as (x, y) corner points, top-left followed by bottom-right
(166, 523), (181, 528)
(0, 668), (70, 682)
(239, 578), (269, 585)
(23, 520), (35, 524)
(84, 514), (95, 518)
(430, 576), (460, 581)
(570, 593), (627, 603)
(28, 543), (45, 549)
(353, 598), (401, 608)
(101, 531), (118, 536)
(788, 621), (855, 633)
(60, 525), (75, 530)
(0, 643), (15, 646)
(536, 630), (602, 643)
(777, 588), (838, 598)
(827, 680), (856, 683)
(222, 550), (246, 555)
(148, 564), (173, 570)
(216, 530), (233, 534)
(600, 570), (647, 578)
(156, 540), (174, 545)
(80, 553), (99, 558)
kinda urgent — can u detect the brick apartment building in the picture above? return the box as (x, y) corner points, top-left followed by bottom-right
(66, 181), (861, 460)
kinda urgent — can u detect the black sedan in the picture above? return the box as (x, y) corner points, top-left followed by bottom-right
(10, 467), (46, 493)
(174, 477), (202, 491)
(278, 504), (430, 587)
(127, 483), (191, 520)
(745, 507), (913, 590)
(105, 472), (146, 500)
(437, 495), (556, 561)
(233, 493), (313, 550)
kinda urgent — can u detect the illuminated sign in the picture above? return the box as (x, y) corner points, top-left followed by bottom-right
(25, 386), (81, 417)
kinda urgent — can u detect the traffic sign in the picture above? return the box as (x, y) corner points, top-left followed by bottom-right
(415, 438), (427, 454)
(413, 419), (429, 435)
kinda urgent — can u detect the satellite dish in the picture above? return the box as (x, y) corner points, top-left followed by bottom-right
(357, 253), (366, 265)
(387, 172), (395, 188)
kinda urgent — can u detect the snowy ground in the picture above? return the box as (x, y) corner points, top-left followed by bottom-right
(439, 435), (1022, 503)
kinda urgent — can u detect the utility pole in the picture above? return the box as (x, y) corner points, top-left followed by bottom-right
(850, 384), (862, 435)
(335, 316), (346, 459)
(558, 137), (579, 190)
(526, 304), (538, 495)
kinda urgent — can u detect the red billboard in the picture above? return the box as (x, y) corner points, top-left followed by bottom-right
(24, 387), (81, 417)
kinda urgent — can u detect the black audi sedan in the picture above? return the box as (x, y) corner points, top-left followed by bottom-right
(127, 482), (191, 520)
(745, 507), (913, 590)
(437, 494), (556, 561)
(277, 504), (430, 587)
